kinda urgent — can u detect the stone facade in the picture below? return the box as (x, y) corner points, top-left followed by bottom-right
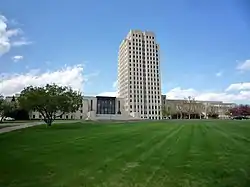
(30, 96), (138, 121)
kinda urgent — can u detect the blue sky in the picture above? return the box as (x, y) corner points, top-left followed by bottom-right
(0, 0), (250, 102)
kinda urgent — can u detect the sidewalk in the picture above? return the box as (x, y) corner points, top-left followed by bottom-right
(0, 120), (81, 134)
(0, 122), (43, 134)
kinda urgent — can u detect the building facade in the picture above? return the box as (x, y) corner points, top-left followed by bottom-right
(161, 96), (236, 119)
(31, 96), (137, 121)
(118, 30), (162, 120)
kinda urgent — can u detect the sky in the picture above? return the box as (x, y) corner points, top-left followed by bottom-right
(0, 0), (250, 103)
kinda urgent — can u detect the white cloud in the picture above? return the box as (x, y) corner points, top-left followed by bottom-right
(166, 87), (198, 99)
(11, 37), (32, 47)
(0, 64), (85, 96)
(0, 14), (31, 56)
(166, 85), (250, 103)
(226, 82), (250, 92)
(12, 55), (23, 62)
(215, 71), (223, 77)
(237, 59), (250, 72)
(0, 15), (11, 55)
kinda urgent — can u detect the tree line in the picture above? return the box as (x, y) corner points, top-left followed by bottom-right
(229, 105), (250, 117)
(0, 84), (83, 126)
(162, 96), (250, 119)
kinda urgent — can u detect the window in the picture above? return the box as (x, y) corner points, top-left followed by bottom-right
(33, 115), (35, 119)
(96, 97), (116, 114)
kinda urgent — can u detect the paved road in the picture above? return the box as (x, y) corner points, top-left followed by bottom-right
(0, 120), (82, 134)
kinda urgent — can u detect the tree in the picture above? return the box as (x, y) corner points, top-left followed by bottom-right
(0, 96), (4, 122)
(229, 105), (250, 117)
(207, 105), (219, 119)
(162, 105), (172, 119)
(184, 96), (196, 119)
(18, 84), (83, 126)
(176, 101), (185, 119)
(0, 96), (15, 123)
(193, 102), (204, 119)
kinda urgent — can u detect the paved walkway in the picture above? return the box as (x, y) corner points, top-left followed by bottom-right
(0, 120), (81, 134)
(0, 122), (42, 134)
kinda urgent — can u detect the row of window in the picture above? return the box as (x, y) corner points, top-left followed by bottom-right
(129, 89), (161, 95)
(129, 51), (159, 57)
(129, 47), (158, 53)
(130, 95), (161, 99)
(129, 69), (159, 74)
(130, 99), (161, 103)
(129, 58), (159, 63)
(129, 80), (160, 85)
(130, 55), (159, 60)
(129, 73), (158, 79)
(130, 74), (160, 80)
(130, 46), (158, 52)
(129, 61), (159, 67)
(130, 42), (157, 49)
(132, 38), (155, 43)
(128, 81), (160, 86)
(130, 110), (161, 115)
(129, 89), (161, 94)
(130, 95), (161, 100)
(132, 33), (155, 40)
(130, 72), (159, 77)
(130, 104), (161, 109)
(141, 116), (161, 120)
(130, 100), (161, 104)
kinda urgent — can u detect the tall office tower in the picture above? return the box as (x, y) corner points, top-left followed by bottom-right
(118, 30), (162, 120)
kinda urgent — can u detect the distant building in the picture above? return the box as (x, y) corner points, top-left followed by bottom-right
(161, 95), (236, 119)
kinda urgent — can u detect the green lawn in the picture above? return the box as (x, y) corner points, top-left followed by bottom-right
(1, 120), (250, 187)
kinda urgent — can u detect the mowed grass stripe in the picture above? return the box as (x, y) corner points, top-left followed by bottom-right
(141, 123), (202, 186)
(102, 124), (184, 187)
(201, 122), (250, 186)
(83, 123), (182, 186)
(1, 121), (250, 187)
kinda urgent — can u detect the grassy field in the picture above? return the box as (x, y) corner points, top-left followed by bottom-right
(0, 120), (250, 187)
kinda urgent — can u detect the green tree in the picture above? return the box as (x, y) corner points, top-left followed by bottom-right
(0, 96), (15, 123)
(18, 84), (83, 126)
(0, 96), (4, 122)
